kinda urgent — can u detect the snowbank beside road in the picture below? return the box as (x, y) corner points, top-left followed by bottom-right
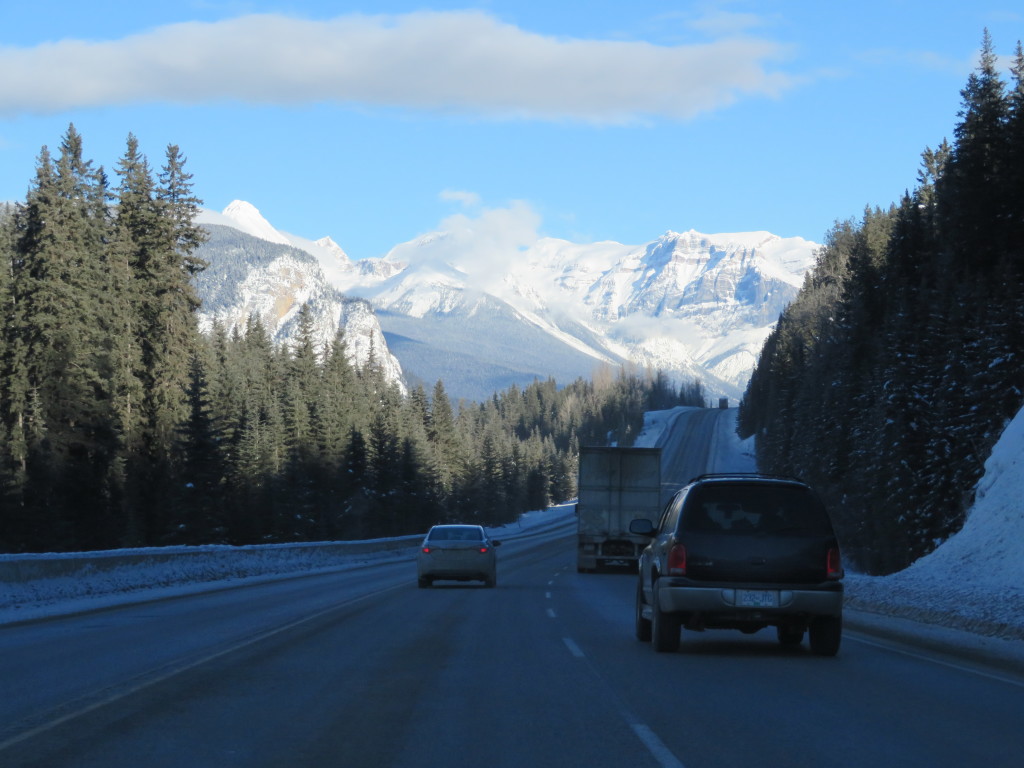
(3, 405), (1023, 647)
(0, 504), (575, 626)
(844, 407), (1024, 640)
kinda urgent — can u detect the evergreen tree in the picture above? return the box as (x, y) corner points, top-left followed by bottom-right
(1, 125), (707, 551)
(1006, 42), (1024, 270)
(6, 127), (113, 548)
(103, 199), (147, 545)
(939, 29), (1010, 271)
(176, 348), (227, 543)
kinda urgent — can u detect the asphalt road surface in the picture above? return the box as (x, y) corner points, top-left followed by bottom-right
(2, 411), (1022, 767)
(655, 407), (757, 502)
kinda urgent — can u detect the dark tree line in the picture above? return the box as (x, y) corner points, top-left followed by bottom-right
(0, 125), (707, 553)
(739, 32), (1024, 574)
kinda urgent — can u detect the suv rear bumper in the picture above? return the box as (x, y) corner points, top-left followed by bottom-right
(657, 579), (843, 617)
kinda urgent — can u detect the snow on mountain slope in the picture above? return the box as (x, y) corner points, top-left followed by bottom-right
(192, 221), (404, 391)
(194, 201), (818, 402)
(221, 200), (292, 246)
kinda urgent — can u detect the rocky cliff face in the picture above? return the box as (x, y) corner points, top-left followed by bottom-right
(194, 224), (405, 391)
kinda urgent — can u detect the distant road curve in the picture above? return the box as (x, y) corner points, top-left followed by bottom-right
(655, 407), (754, 503)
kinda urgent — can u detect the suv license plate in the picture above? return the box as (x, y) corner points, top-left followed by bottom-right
(736, 589), (779, 608)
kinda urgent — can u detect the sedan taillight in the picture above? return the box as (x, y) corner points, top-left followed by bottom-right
(667, 540), (687, 575)
(478, 546), (490, 554)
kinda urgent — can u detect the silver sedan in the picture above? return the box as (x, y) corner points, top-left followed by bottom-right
(417, 524), (501, 588)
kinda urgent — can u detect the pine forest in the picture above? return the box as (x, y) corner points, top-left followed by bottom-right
(739, 32), (1024, 575)
(5, 33), (1022, 570)
(0, 134), (704, 553)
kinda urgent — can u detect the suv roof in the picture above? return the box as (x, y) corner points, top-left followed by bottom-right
(684, 472), (808, 486)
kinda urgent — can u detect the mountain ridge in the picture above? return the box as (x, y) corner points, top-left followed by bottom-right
(194, 201), (819, 403)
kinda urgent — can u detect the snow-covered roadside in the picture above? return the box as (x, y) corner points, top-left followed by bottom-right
(3, 405), (1023, 651)
(843, 407), (1024, 641)
(637, 406), (1024, 642)
(0, 504), (575, 626)
(632, 406), (687, 448)
(634, 405), (757, 472)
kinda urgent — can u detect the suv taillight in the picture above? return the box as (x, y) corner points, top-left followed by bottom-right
(667, 540), (687, 575)
(827, 546), (843, 580)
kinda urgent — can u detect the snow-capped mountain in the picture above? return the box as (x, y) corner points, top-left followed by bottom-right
(193, 208), (404, 391)
(193, 201), (819, 403)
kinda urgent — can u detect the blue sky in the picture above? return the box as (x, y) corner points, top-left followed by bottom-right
(2, 1), (1022, 259)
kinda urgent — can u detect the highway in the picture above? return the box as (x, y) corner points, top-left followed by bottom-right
(654, 406), (759, 502)
(2, 410), (1022, 767)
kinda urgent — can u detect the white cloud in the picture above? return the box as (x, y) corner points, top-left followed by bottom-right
(859, 48), (976, 78)
(436, 200), (542, 278)
(686, 9), (767, 38)
(386, 198), (542, 294)
(440, 189), (481, 208)
(0, 11), (795, 123)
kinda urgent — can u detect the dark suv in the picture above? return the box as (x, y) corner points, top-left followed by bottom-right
(630, 474), (844, 656)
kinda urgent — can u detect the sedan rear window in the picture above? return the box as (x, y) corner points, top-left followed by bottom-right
(428, 526), (484, 541)
(681, 484), (833, 535)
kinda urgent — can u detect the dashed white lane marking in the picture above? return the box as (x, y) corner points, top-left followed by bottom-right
(550, 567), (686, 768)
(546, 608), (557, 618)
(630, 723), (687, 768)
(545, 591), (552, 599)
(562, 637), (585, 658)
(559, 637), (685, 766)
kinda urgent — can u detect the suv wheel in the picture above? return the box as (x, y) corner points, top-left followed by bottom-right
(635, 581), (652, 642)
(808, 614), (842, 656)
(651, 582), (681, 653)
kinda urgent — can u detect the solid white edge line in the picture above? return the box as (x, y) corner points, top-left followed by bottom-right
(630, 723), (687, 768)
(0, 582), (405, 753)
(847, 633), (1024, 689)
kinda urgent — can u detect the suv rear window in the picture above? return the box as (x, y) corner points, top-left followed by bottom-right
(680, 483), (832, 535)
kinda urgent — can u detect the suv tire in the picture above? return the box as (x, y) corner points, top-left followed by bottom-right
(635, 581), (652, 642)
(809, 614), (842, 656)
(651, 582), (681, 652)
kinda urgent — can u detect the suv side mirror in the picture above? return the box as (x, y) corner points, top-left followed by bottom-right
(629, 519), (656, 537)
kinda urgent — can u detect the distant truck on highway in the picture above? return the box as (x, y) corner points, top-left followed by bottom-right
(576, 446), (663, 573)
